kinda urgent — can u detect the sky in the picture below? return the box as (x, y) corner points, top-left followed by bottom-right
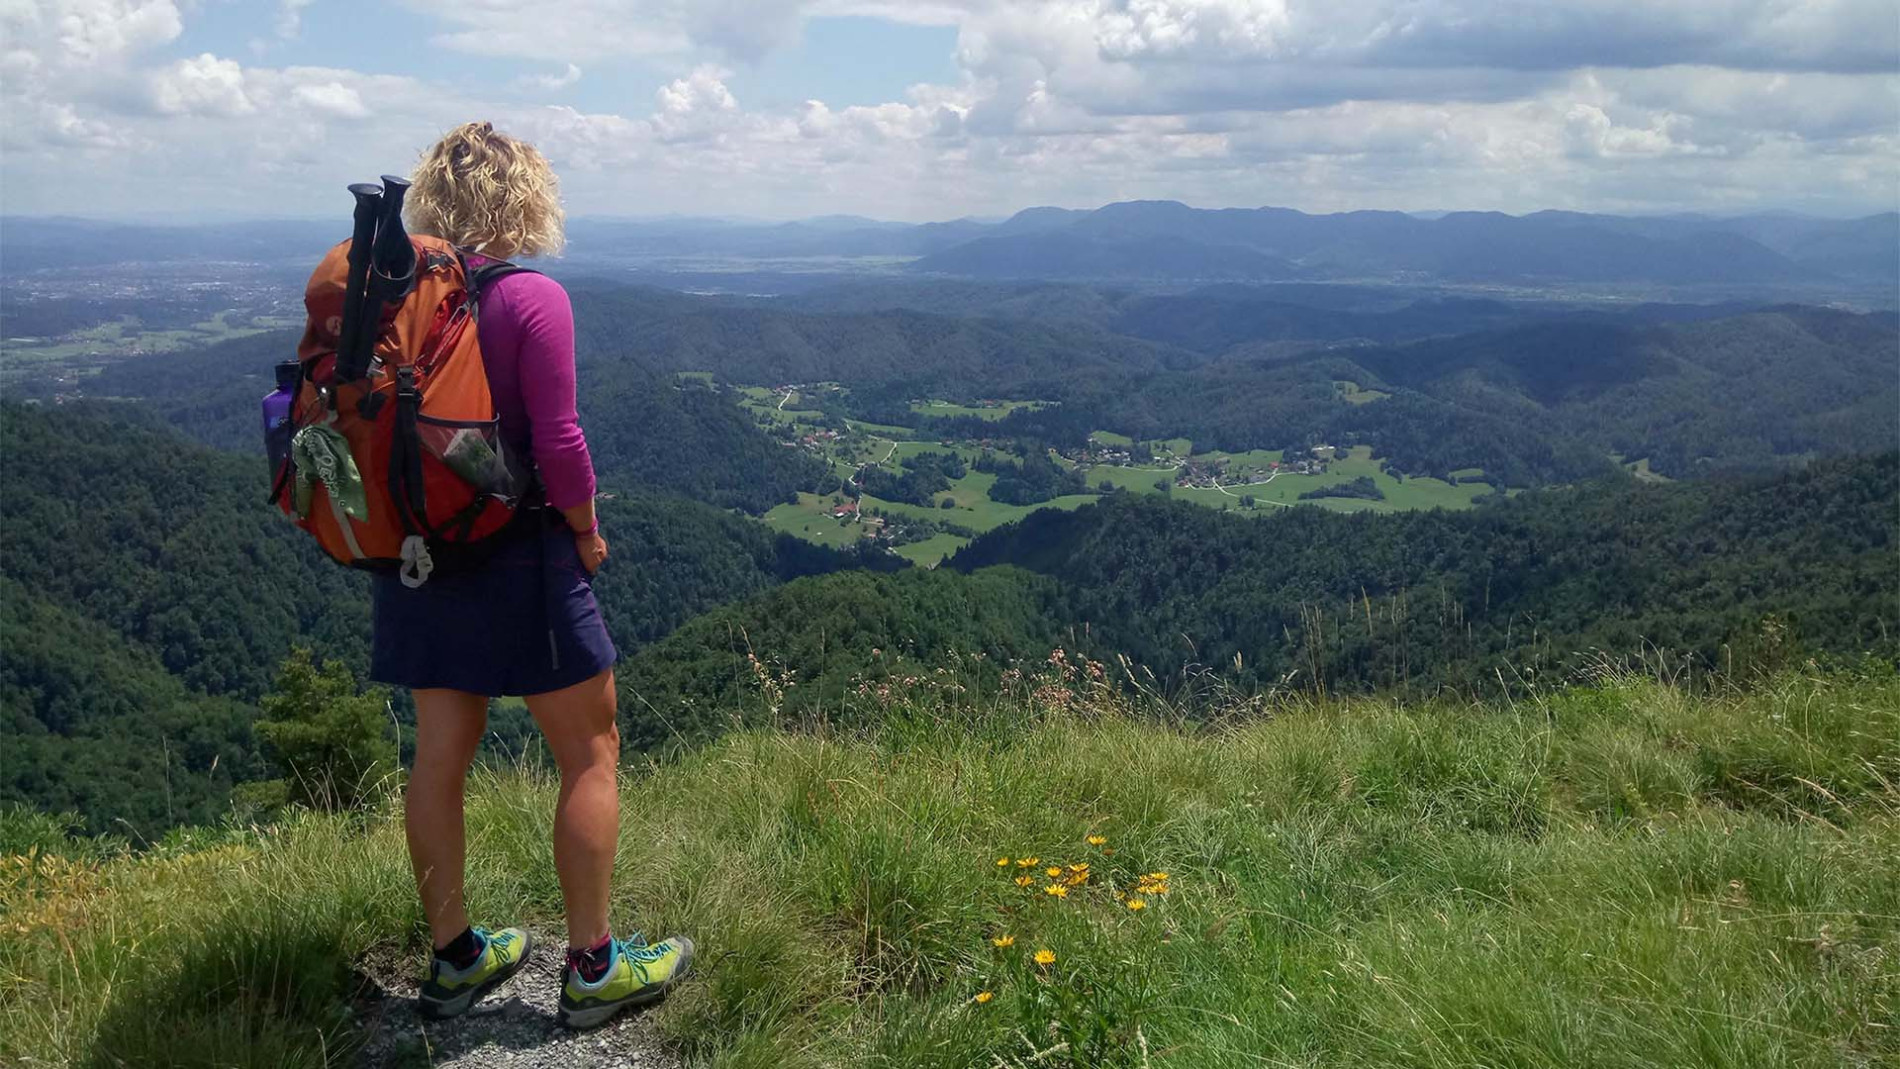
(1, 0), (1896, 222)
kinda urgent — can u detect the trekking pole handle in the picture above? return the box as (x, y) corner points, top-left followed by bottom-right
(337, 183), (384, 382)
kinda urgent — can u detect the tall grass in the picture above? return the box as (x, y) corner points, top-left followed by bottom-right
(4, 663), (1896, 1068)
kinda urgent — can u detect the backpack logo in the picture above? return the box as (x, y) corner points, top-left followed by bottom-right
(266, 176), (534, 585)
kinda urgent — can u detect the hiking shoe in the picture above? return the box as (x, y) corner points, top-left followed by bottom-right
(417, 927), (533, 1020)
(557, 933), (694, 1030)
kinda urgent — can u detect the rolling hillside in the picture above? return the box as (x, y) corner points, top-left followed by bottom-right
(0, 403), (886, 833)
(616, 454), (1899, 729)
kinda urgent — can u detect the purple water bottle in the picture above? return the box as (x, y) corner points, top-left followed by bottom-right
(263, 361), (299, 476)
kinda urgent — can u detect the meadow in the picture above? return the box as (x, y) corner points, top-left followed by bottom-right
(0, 312), (298, 386)
(763, 433), (1498, 566)
(910, 399), (1053, 421)
(4, 664), (1895, 1068)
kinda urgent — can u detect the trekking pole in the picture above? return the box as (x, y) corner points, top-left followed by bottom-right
(370, 175), (416, 299)
(336, 182), (383, 384)
(350, 176), (419, 420)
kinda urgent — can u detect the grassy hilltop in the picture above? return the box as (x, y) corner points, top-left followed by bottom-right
(4, 663), (1896, 1068)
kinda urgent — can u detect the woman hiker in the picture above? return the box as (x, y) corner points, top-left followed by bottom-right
(379, 121), (691, 1029)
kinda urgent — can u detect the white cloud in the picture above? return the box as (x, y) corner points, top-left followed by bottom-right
(291, 80), (369, 119)
(275, 0), (315, 40)
(656, 65), (739, 114)
(47, 0), (183, 60)
(0, 0), (1895, 219)
(513, 62), (584, 91)
(1094, 0), (1294, 60)
(152, 53), (254, 116)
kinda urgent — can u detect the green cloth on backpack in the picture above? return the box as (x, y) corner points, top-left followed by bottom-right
(290, 424), (368, 521)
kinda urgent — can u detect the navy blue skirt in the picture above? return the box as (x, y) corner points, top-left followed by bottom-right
(369, 517), (618, 697)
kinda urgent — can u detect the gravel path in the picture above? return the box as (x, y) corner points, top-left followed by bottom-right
(353, 934), (684, 1069)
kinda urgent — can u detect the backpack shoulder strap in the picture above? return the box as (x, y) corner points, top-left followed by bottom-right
(469, 260), (537, 294)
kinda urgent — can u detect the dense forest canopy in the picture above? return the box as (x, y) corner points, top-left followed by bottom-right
(0, 403), (884, 834)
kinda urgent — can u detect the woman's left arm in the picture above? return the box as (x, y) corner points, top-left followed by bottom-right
(511, 276), (607, 572)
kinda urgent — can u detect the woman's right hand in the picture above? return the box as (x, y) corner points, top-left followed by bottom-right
(575, 530), (608, 575)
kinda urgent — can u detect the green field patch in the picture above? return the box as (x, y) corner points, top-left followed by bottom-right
(1088, 443), (1494, 515)
(845, 419), (918, 438)
(887, 440), (978, 471)
(909, 398), (1051, 421)
(1086, 464), (1181, 495)
(1626, 457), (1673, 483)
(1088, 429), (1134, 447)
(1, 311), (292, 380)
(1335, 379), (1392, 404)
(1186, 448), (1284, 475)
(890, 533), (969, 566)
(762, 493), (876, 550)
(674, 370), (716, 385)
(865, 489), (1097, 538)
(1300, 445), (1494, 511)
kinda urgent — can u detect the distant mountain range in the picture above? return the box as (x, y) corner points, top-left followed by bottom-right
(908, 202), (1899, 287)
(4, 201), (1893, 295)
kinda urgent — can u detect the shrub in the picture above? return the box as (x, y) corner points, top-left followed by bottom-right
(252, 649), (392, 811)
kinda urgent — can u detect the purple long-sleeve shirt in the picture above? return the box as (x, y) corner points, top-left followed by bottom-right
(473, 263), (597, 511)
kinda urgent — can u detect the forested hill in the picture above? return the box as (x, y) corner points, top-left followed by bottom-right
(566, 282), (1194, 393)
(0, 403), (887, 834)
(951, 453), (1897, 689)
(2, 402), (367, 834)
(936, 305), (1897, 485)
(617, 455), (1898, 732)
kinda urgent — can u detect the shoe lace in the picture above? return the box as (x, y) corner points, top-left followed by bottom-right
(617, 933), (667, 964)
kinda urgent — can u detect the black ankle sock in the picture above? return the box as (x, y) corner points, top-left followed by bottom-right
(568, 934), (614, 983)
(436, 927), (484, 970)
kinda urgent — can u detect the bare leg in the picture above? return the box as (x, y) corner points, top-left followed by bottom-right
(406, 688), (489, 949)
(525, 669), (621, 948)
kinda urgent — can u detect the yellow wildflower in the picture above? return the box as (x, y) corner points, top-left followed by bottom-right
(1126, 898), (1147, 911)
(1017, 857), (1040, 868)
(1087, 835), (1107, 846)
(1069, 862), (1090, 873)
(1147, 872), (1170, 881)
(1034, 949), (1056, 966)
(996, 857), (1010, 867)
(1065, 872), (1088, 887)
(974, 990), (994, 1004)
(1014, 875), (1035, 887)
(1045, 884), (1069, 898)
(1046, 866), (1063, 878)
(992, 935), (1016, 948)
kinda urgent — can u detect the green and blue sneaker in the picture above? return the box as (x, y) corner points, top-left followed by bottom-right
(417, 927), (534, 1020)
(557, 933), (694, 1030)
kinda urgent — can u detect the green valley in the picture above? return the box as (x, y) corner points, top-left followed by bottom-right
(726, 378), (1497, 563)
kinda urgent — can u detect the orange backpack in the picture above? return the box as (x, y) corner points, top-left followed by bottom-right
(270, 178), (534, 587)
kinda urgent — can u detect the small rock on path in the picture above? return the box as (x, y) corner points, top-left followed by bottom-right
(353, 934), (684, 1069)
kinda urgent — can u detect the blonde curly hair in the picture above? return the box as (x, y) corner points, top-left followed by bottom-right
(406, 121), (565, 259)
